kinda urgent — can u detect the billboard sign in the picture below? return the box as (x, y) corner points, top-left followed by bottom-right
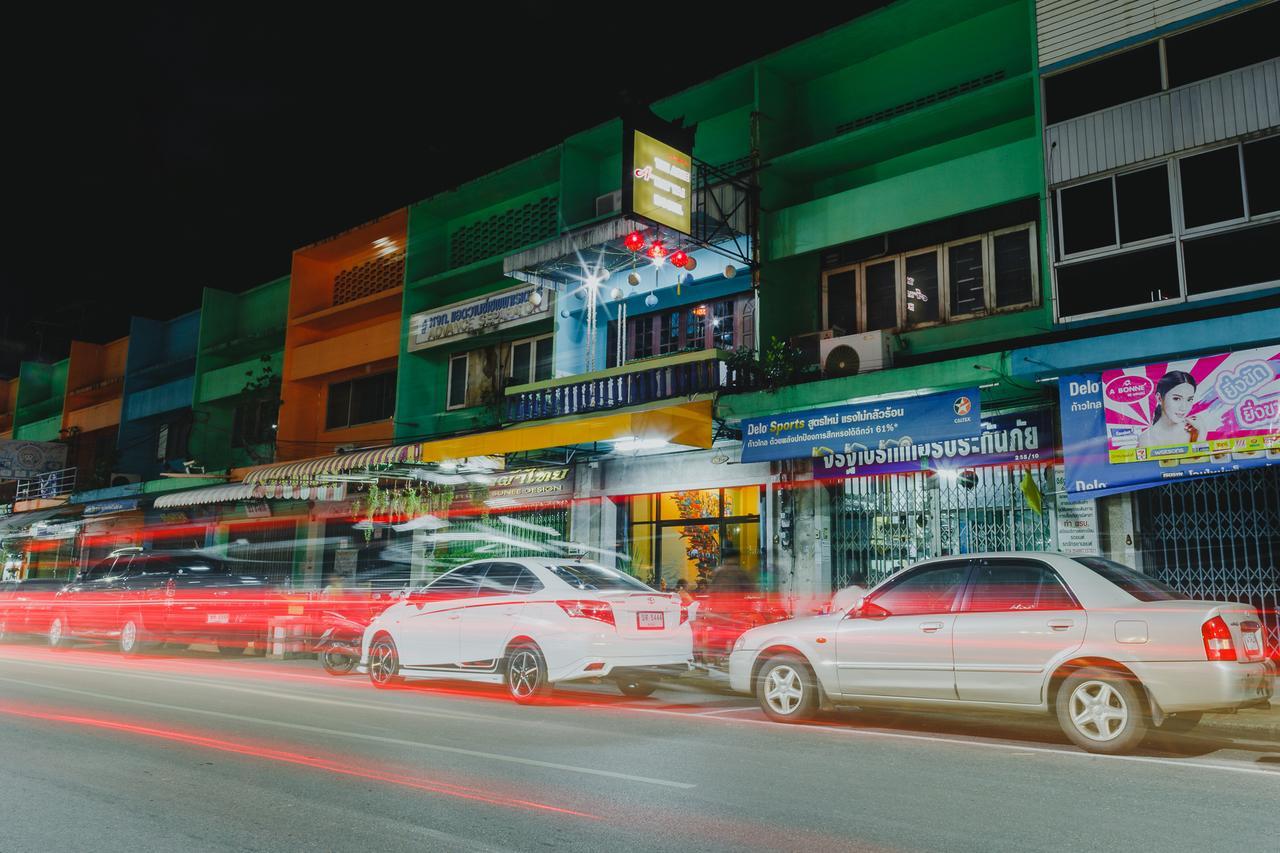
(624, 127), (694, 236)
(0, 440), (68, 480)
(408, 283), (550, 351)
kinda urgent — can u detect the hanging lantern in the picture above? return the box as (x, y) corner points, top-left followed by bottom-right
(609, 286), (624, 300)
(670, 249), (688, 269)
(627, 271), (640, 286)
(644, 292), (659, 308)
(528, 288), (544, 307)
(624, 231), (645, 252)
(723, 264), (737, 278)
(646, 240), (666, 260)
(683, 256), (697, 272)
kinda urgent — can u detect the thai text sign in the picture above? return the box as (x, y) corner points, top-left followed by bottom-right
(630, 130), (692, 235)
(408, 284), (550, 351)
(1103, 344), (1280, 464)
(485, 466), (574, 503)
(741, 388), (982, 463)
(813, 410), (1052, 479)
(0, 440), (68, 480)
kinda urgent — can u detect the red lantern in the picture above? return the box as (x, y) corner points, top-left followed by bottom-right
(670, 249), (688, 268)
(624, 231), (645, 252)
(646, 240), (666, 260)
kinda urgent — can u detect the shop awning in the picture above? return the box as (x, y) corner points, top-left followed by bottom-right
(0, 506), (80, 535)
(243, 444), (419, 486)
(415, 400), (714, 462)
(153, 483), (263, 509)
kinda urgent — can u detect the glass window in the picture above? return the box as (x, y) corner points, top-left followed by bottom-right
(1183, 221), (1280, 296)
(685, 305), (707, 350)
(903, 251), (940, 325)
(327, 373), (396, 428)
(1165, 3), (1280, 89)
(1056, 243), (1179, 317)
(825, 268), (857, 334)
(870, 562), (969, 616)
(533, 337), (554, 382)
(1043, 42), (1162, 125)
(511, 341), (532, 384)
(633, 316), (655, 359)
(947, 240), (986, 315)
(325, 382), (352, 430)
(510, 336), (553, 385)
(1074, 557), (1189, 602)
(711, 299), (736, 349)
(992, 229), (1034, 307)
(1180, 146), (1245, 229)
(658, 311), (681, 354)
(1059, 178), (1117, 255)
(1244, 136), (1280, 216)
(864, 260), (897, 331)
(963, 560), (1077, 612)
(1116, 165), (1172, 244)
(447, 355), (468, 409)
(427, 563), (486, 595)
(551, 563), (653, 592)
(476, 563), (540, 596)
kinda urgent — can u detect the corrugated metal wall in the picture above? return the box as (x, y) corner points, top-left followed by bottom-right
(1046, 58), (1280, 183)
(1037, 0), (1237, 68)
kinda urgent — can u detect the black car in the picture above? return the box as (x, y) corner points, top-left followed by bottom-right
(0, 577), (69, 640)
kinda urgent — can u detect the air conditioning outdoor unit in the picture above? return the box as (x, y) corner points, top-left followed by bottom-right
(820, 331), (893, 378)
(109, 472), (142, 487)
(595, 190), (622, 217)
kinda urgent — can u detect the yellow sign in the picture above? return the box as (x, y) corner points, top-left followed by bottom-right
(631, 130), (692, 235)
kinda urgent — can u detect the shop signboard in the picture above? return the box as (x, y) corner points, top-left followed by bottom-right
(408, 283), (550, 351)
(1059, 370), (1279, 501)
(82, 498), (140, 517)
(1052, 467), (1099, 554)
(1102, 343), (1280, 465)
(741, 388), (982, 464)
(0, 440), (68, 480)
(625, 129), (693, 235)
(814, 410), (1052, 479)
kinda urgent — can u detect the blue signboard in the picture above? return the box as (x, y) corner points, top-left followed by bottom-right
(740, 388), (982, 463)
(83, 498), (141, 517)
(1059, 374), (1278, 501)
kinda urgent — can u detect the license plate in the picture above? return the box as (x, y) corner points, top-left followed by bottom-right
(206, 613), (230, 624)
(637, 611), (665, 630)
(1243, 633), (1261, 653)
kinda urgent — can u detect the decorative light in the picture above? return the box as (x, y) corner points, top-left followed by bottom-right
(609, 286), (624, 300)
(627, 271), (641, 286)
(644, 292), (659, 308)
(684, 256), (697, 272)
(646, 240), (666, 261)
(670, 249), (688, 269)
(624, 231), (645, 252)
(560, 309), (570, 319)
(724, 264), (737, 278)
(528, 288), (544, 307)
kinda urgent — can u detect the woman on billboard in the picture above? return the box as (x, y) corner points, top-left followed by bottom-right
(1137, 371), (1201, 449)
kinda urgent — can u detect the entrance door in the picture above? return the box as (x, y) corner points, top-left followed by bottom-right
(835, 560), (971, 699)
(397, 563), (485, 668)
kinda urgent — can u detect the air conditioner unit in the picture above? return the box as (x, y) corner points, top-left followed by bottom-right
(595, 190), (622, 217)
(820, 331), (893, 378)
(109, 473), (142, 488)
(790, 329), (843, 367)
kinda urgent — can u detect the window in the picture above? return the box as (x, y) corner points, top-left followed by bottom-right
(992, 227), (1035, 307)
(946, 239), (985, 316)
(1164, 3), (1280, 88)
(1115, 165), (1172, 244)
(446, 355), (468, 410)
(1183, 221), (1280, 296)
(1179, 146), (1245, 229)
(1059, 178), (1117, 255)
(327, 372), (396, 428)
(509, 336), (553, 386)
(903, 250), (940, 324)
(550, 563), (652, 592)
(1043, 42), (1162, 125)
(869, 562), (969, 617)
(477, 563), (543, 596)
(962, 560), (1077, 612)
(711, 299), (737, 349)
(1074, 557), (1189, 602)
(616, 294), (754, 364)
(824, 269), (857, 334)
(1244, 137), (1280, 216)
(864, 259), (898, 331)
(232, 398), (278, 448)
(658, 311), (681, 355)
(1057, 244), (1179, 317)
(633, 316), (655, 359)
(426, 563), (487, 595)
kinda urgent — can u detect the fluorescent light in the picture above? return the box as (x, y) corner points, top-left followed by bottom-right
(610, 436), (670, 453)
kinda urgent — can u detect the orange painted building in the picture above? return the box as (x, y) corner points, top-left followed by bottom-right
(61, 336), (130, 491)
(277, 210), (407, 461)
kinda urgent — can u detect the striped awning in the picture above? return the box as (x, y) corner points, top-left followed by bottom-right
(243, 444), (419, 485)
(152, 483), (263, 509)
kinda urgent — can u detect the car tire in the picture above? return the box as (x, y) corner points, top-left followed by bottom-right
(118, 617), (151, 656)
(48, 615), (72, 650)
(1056, 666), (1148, 754)
(368, 635), (402, 689)
(615, 677), (658, 698)
(216, 641), (244, 656)
(756, 654), (819, 723)
(505, 641), (550, 705)
(321, 647), (358, 676)
(1154, 712), (1203, 735)
(0, 618), (7, 642)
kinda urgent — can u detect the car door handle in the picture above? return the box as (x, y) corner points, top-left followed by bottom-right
(1048, 620), (1074, 631)
(448, 612), (461, 621)
(919, 621), (944, 633)
(503, 609), (519, 616)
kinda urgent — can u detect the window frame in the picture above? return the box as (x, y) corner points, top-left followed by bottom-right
(901, 246), (944, 329)
(507, 334), (553, 387)
(1174, 142), (1250, 236)
(326, 372), (397, 429)
(865, 560), (975, 617)
(956, 558), (1082, 614)
(446, 353), (469, 411)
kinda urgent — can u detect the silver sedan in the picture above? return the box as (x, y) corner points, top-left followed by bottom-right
(729, 553), (1275, 754)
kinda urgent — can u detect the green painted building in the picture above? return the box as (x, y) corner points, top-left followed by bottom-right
(12, 358), (68, 442)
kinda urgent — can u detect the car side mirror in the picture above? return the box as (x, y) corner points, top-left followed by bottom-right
(847, 598), (890, 620)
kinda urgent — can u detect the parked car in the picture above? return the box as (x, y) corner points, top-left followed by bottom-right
(729, 553), (1275, 754)
(359, 558), (693, 702)
(48, 549), (280, 655)
(0, 577), (69, 640)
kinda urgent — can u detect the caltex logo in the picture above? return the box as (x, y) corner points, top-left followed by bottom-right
(953, 396), (972, 416)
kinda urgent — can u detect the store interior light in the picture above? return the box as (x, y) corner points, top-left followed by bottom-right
(610, 436), (671, 454)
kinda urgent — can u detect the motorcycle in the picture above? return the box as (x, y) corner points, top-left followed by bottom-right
(314, 610), (367, 675)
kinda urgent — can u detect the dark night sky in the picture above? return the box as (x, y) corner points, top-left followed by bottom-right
(2, 3), (889, 375)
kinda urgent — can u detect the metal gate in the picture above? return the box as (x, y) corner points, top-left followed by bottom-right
(425, 508), (571, 571)
(1136, 466), (1280, 650)
(829, 464), (1053, 589)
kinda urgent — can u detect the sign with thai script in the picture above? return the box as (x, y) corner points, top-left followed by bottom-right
(83, 498), (140, 517)
(1103, 344), (1280, 465)
(628, 129), (693, 235)
(408, 284), (550, 351)
(740, 388), (982, 464)
(485, 466), (574, 503)
(0, 440), (68, 480)
(813, 410), (1053, 479)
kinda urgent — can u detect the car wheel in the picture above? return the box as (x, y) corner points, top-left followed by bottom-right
(119, 617), (151, 656)
(1154, 712), (1203, 735)
(0, 618), (7, 642)
(368, 635), (402, 689)
(48, 615), (71, 650)
(1056, 667), (1147, 754)
(756, 655), (819, 723)
(615, 677), (658, 698)
(321, 647), (358, 676)
(505, 642), (550, 705)
(216, 641), (244, 656)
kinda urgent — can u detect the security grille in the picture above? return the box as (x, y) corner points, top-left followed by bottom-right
(333, 251), (405, 305)
(225, 520), (298, 584)
(829, 464), (1053, 590)
(1136, 466), (1280, 650)
(423, 508), (571, 573)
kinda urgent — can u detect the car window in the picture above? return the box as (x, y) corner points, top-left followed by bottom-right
(1074, 557), (1189, 602)
(81, 558), (119, 582)
(963, 560), (1078, 612)
(426, 564), (488, 595)
(477, 563), (544, 596)
(550, 564), (652, 592)
(870, 562), (970, 616)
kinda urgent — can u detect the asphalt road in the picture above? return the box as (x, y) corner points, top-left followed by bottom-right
(1, 642), (1277, 853)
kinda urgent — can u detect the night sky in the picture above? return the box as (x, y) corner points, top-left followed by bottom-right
(2, 3), (889, 375)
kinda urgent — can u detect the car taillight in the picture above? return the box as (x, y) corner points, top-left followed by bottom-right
(1202, 616), (1237, 661)
(557, 600), (614, 627)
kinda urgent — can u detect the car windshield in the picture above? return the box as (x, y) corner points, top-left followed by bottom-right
(549, 564), (652, 592)
(1074, 557), (1189, 602)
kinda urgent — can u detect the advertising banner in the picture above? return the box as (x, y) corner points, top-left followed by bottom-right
(1059, 372), (1279, 501)
(741, 388), (982, 464)
(408, 284), (550, 351)
(0, 440), (68, 480)
(1102, 344), (1280, 464)
(814, 410), (1053, 479)
(628, 129), (693, 235)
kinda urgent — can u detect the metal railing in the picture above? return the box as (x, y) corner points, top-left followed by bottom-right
(16, 467), (77, 501)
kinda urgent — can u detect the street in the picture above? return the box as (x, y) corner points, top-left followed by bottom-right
(1, 643), (1276, 852)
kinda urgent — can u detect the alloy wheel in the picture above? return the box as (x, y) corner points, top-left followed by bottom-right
(49, 617), (64, 648)
(508, 649), (542, 699)
(1068, 679), (1129, 742)
(120, 620), (137, 654)
(369, 639), (398, 686)
(763, 664), (805, 716)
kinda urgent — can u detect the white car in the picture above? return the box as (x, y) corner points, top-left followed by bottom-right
(729, 553), (1275, 754)
(358, 558), (692, 702)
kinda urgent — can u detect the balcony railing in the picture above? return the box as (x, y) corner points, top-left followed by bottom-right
(16, 467), (77, 501)
(504, 348), (759, 424)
